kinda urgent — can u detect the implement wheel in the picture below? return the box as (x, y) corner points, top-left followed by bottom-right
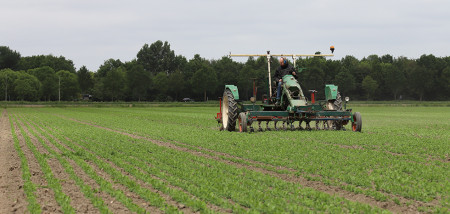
(222, 89), (238, 131)
(238, 112), (248, 132)
(352, 112), (362, 132)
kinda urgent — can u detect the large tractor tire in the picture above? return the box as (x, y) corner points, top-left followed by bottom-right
(222, 89), (238, 131)
(352, 112), (362, 132)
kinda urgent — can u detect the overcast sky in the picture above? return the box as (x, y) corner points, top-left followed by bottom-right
(1, 0), (449, 71)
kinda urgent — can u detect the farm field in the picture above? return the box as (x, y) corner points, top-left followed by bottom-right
(0, 106), (448, 213)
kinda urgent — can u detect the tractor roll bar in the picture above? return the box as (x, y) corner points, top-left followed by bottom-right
(229, 51), (334, 97)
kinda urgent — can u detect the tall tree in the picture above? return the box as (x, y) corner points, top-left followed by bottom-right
(382, 63), (405, 100)
(0, 46), (21, 70)
(56, 70), (79, 101)
(362, 76), (378, 100)
(191, 65), (217, 101)
(213, 56), (240, 87)
(137, 41), (177, 74)
(18, 55), (76, 73)
(28, 66), (58, 101)
(0, 69), (19, 101)
(381, 54), (394, 64)
(126, 62), (151, 101)
(103, 67), (126, 101)
(333, 69), (356, 96)
(77, 66), (94, 94)
(153, 72), (169, 101)
(407, 63), (433, 101)
(441, 66), (450, 100)
(96, 59), (123, 78)
(14, 71), (40, 101)
(168, 70), (185, 101)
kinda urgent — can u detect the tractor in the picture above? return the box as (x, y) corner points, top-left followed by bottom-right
(215, 48), (362, 132)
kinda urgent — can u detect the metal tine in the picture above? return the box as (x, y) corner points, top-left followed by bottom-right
(282, 121), (287, 130)
(274, 121), (279, 131)
(266, 121), (271, 131)
(316, 121), (320, 130)
(298, 120), (304, 130)
(306, 121), (311, 130)
(258, 121), (263, 132)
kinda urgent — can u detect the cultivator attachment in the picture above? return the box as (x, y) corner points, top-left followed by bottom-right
(216, 49), (362, 132)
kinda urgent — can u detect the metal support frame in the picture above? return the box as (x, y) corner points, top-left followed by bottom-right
(229, 52), (334, 99)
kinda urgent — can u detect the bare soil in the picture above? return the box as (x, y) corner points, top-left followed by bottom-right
(0, 109), (27, 213)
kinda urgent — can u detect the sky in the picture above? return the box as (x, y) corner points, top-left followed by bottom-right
(1, 0), (449, 71)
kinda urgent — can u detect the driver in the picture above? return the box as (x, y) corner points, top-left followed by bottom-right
(274, 57), (297, 104)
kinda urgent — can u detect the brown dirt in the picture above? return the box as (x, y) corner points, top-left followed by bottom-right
(61, 115), (437, 213)
(0, 110), (27, 213)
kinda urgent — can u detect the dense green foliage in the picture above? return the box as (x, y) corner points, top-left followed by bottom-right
(1, 42), (449, 102)
(8, 106), (449, 213)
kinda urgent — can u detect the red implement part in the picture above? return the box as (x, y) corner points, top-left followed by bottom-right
(216, 97), (222, 120)
(309, 90), (317, 104)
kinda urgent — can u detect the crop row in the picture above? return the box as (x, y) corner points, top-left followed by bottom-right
(12, 107), (387, 213)
(42, 106), (449, 211)
(9, 114), (41, 213)
(10, 111), (184, 213)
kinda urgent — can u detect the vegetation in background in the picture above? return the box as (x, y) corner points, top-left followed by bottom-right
(1, 42), (449, 102)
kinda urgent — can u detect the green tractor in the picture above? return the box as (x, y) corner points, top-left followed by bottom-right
(215, 49), (362, 132)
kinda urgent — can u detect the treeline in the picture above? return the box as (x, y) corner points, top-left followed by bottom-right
(0, 41), (449, 102)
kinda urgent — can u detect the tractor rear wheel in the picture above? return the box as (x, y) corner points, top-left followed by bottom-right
(222, 89), (238, 131)
(238, 112), (248, 132)
(352, 112), (362, 132)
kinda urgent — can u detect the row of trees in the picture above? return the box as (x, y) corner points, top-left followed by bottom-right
(1, 42), (449, 102)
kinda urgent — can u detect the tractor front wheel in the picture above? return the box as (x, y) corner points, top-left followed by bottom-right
(352, 112), (362, 132)
(222, 89), (238, 131)
(238, 112), (248, 132)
